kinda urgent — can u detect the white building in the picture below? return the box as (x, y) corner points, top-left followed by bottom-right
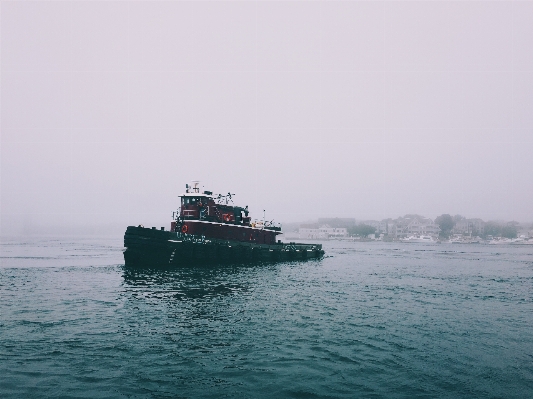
(299, 224), (347, 239)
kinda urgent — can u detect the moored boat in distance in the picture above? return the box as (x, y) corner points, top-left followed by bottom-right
(124, 181), (324, 266)
(401, 235), (436, 243)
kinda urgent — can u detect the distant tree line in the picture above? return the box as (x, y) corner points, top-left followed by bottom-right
(484, 221), (519, 239)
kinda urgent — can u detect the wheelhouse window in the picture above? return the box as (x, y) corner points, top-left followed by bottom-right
(182, 196), (208, 205)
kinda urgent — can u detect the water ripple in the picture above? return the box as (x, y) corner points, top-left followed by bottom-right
(1, 239), (532, 398)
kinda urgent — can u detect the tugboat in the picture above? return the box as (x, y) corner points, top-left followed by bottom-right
(124, 181), (324, 266)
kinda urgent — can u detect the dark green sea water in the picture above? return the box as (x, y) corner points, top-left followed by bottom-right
(1, 237), (532, 398)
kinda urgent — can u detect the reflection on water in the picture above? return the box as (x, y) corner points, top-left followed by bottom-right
(121, 263), (269, 301)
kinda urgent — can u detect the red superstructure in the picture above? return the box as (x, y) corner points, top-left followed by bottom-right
(171, 182), (282, 245)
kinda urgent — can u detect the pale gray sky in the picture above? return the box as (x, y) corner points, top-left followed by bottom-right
(1, 1), (532, 235)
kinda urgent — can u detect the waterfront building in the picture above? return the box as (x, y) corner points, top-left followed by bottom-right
(299, 224), (348, 239)
(393, 216), (440, 238)
(453, 219), (485, 236)
(317, 218), (356, 229)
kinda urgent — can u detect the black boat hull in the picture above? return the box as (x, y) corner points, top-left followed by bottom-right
(123, 226), (324, 266)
